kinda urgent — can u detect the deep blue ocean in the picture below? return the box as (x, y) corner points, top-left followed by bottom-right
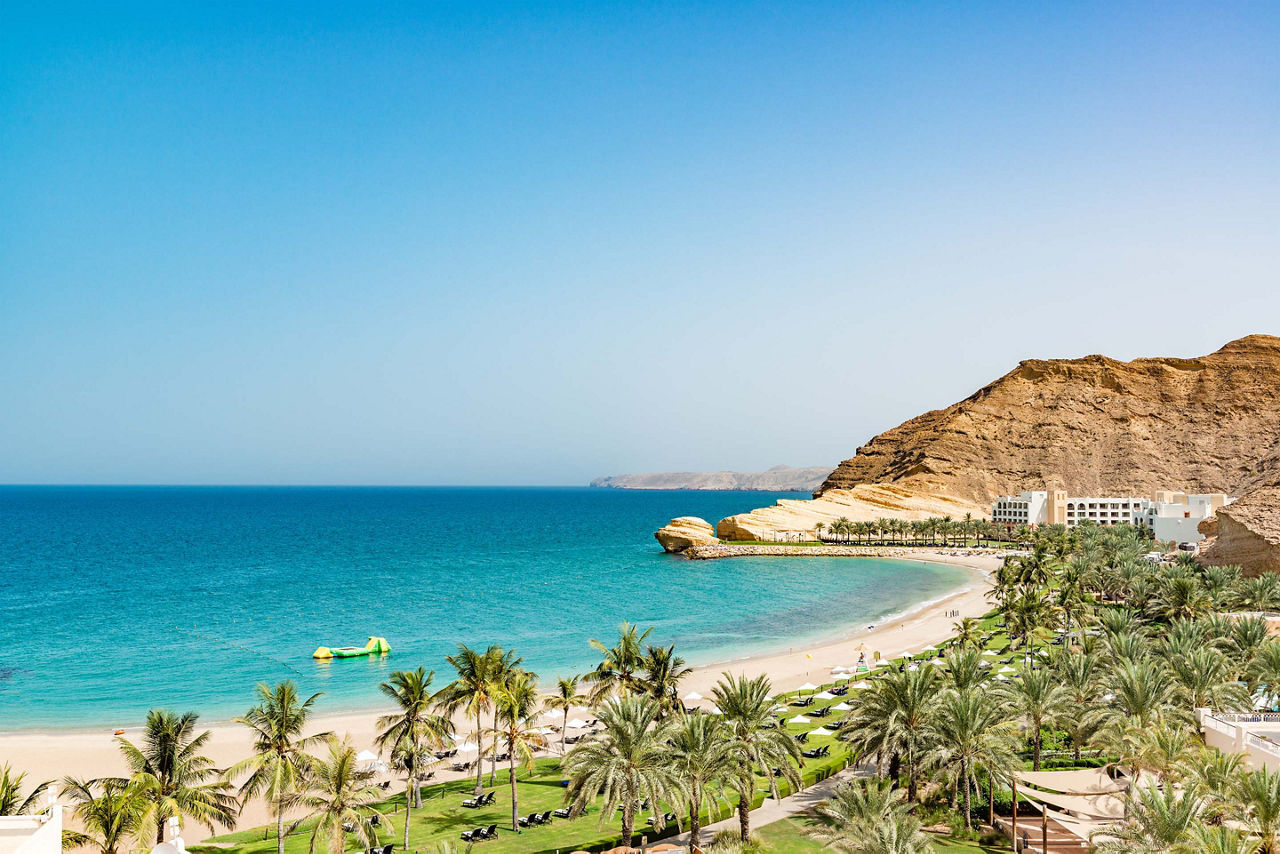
(0, 487), (968, 730)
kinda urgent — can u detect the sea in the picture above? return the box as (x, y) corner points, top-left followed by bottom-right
(0, 486), (970, 731)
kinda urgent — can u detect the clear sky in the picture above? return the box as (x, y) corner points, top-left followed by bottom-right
(2, 2), (1277, 485)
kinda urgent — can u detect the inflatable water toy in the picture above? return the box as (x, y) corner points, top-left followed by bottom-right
(313, 636), (391, 659)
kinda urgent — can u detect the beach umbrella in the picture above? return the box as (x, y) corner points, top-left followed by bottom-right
(355, 749), (378, 763)
(809, 727), (834, 736)
(772, 704), (789, 712)
(683, 691), (703, 702)
(981, 650), (998, 656)
(998, 666), (1016, 674)
(832, 702), (852, 711)
(456, 741), (479, 753)
(814, 690), (836, 700)
(707, 705), (723, 715)
(851, 681), (870, 690)
(566, 718), (588, 729)
(928, 659), (946, 667)
(920, 645), (936, 652)
(996, 675), (1009, 681)
(789, 715), (811, 724)
(798, 682), (818, 692)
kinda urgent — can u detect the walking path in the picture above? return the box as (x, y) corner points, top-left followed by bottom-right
(664, 764), (869, 850)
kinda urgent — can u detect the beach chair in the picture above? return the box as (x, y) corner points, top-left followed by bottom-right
(460, 828), (483, 842)
(536, 810), (552, 824)
(481, 824), (498, 839)
(461, 793), (484, 808)
(553, 807), (574, 819)
(484, 791), (497, 805)
(518, 812), (540, 827)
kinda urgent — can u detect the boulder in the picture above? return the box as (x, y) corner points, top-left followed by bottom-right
(654, 517), (718, 552)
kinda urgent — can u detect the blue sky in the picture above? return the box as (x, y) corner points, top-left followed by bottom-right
(2, 2), (1277, 485)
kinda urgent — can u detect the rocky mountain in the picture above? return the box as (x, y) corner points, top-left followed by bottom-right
(716, 336), (1280, 561)
(591, 465), (832, 492)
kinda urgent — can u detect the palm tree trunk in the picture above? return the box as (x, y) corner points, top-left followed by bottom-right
(1033, 729), (1042, 772)
(508, 751), (519, 832)
(623, 800), (636, 849)
(988, 773), (995, 828)
(474, 711), (484, 796)
(277, 811), (285, 854)
(736, 787), (750, 842)
(962, 760), (972, 829)
(403, 779), (412, 850)
(688, 789), (701, 854)
(489, 710), (498, 785)
(907, 756), (918, 802)
(561, 710), (568, 755)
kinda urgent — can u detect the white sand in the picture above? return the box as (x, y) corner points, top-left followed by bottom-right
(0, 551), (998, 842)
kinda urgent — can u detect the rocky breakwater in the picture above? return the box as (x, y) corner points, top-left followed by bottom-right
(683, 544), (913, 560)
(654, 517), (719, 553)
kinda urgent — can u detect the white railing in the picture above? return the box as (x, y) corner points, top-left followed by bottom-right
(1211, 712), (1280, 723)
(1247, 732), (1280, 759)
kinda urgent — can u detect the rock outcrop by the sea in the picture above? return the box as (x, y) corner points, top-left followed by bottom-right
(714, 335), (1280, 576)
(654, 517), (719, 552)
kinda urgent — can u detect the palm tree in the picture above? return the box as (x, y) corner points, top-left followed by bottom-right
(562, 694), (687, 849)
(668, 712), (734, 852)
(584, 622), (653, 702)
(1168, 647), (1252, 712)
(1090, 784), (1202, 853)
(1052, 651), (1106, 761)
(227, 682), (331, 854)
(1000, 665), (1069, 771)
(643, 643), (692, 716)
(112, 709), (238, 843)
(712, 673), (802, 841)
(1187, 825), (1257, 854)
(841, 667), (936, 801)
(923, 688), (1019, 829)
(284, 738), (389, 854)
(375, 668), (452, 847)
(544, 675), (587, 755)
(0, 764), (51, 815)
(488, 670), (544, 832)
(60, 778), (147, 854)
(810, 779), (932, 854)
(1231, 765), (1280, 854)
(950, 617), (982, 650)
(436, 643), (500, 796)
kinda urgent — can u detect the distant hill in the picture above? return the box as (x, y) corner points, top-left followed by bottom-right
(590, 465), (833, 492)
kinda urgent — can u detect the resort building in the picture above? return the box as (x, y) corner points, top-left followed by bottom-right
(1199, 709), (1280, 772)
(991, 488), (1234, 543)
(0, 804), (61, 854)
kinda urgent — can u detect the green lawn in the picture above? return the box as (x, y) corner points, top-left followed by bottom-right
(194, 704), (849, 854)
(754, 814), (1011, 853)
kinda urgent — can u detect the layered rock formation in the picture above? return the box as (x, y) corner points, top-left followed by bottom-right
(594, 465), (832, 492)
(654, 517), (719, 552)
(1201, 456), (1280, 575)
(716, 336), (1280, 570)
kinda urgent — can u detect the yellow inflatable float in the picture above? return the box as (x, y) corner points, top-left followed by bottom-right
(313, 636), (391, 659)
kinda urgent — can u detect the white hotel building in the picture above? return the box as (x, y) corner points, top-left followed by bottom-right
(992, 489), (1234, 544)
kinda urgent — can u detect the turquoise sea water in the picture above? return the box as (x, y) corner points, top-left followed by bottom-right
(0, 487), (969, 731)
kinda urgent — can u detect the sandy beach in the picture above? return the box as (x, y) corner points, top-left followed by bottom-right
(0, 551), (999, 842)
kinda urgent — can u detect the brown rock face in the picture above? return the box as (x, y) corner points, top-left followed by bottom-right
(654, 517), (719, 552)
(716, 336), (1280, 569)
(817, 335), (1280, 504)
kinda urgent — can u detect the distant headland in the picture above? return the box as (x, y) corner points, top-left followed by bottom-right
(590, 464), (833, 492)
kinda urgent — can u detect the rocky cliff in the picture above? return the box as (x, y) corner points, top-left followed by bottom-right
(593, 465), (832, 492)
(717, 336), (1280, 556)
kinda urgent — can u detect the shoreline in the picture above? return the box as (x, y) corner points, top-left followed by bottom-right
(0, 550), (998, 842)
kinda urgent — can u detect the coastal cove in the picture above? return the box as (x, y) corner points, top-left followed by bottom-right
(0, 486), (976, 732)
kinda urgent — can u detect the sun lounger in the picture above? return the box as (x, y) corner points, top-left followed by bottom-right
(460, 828), (484, 842)
(646, 811), (676, 826)
(462, 792), (490, 808)
(553, 807), (574, 819)
(480, 824), (497, 839)
(537, 810), (552, 824)
(518, 812), (540, 827)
